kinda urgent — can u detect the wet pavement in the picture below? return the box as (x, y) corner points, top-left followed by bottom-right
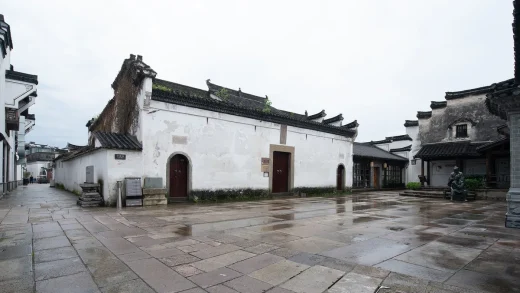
(0, 185), (519, 293)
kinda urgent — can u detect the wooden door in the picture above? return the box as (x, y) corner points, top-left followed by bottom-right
(373, 167), (380, 189)
(336, 165), (344, 191)
(170, 155), (188, 198)
(272, 152), (290, 193)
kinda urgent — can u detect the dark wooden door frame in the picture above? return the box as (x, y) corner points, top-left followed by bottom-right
(272, 151), (290, 193)
(269, 145), (295, 193)
(168, 154), (190, 199)
(336, 164), (345, 191)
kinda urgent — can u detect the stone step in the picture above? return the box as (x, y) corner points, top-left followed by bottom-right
(143, 194), (167, 200)
(142, 188), (167, 195)
(143, 198), (168, 206)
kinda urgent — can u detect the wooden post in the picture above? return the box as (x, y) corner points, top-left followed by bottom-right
(421, 159), (425, 186)
(486, 152), (492, 187)
(426, 160), (431, 186)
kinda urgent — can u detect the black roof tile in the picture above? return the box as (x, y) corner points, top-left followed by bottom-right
(343, 120), (358, 129)
(404, 120), (419, 127)
(307, 110), (326, 120)
(5, 70), (38, 85)
(370, 134), (412, 144)
(430, 101), (447, 109)
(93, 132), (142, 150)
(323, 114), (343, 124)
(414, 141), (486, 160)
(476, 137), (509, 152)
(353, 143), (408, 162)
(417, 111), (432, 119)
(390, 145), (412, 152)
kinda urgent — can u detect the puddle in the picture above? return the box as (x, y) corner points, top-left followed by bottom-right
(353, 216), (382, 223)
(260, 223), (295, 231)
(177, 216), (281, 236)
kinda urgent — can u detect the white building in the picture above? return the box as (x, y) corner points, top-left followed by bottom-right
(371, 80), (513, 188)
(55, 55), (358, 205)
(0, 14), (38, 194)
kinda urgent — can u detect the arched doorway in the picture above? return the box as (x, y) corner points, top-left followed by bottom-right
(337, 165), (345, 191)
(169, 154), (189, 199)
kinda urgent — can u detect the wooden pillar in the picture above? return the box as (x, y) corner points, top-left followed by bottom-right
(486, 152), (492, 187)
(426, 160), (431, 186)
(421, 159), (425, 186)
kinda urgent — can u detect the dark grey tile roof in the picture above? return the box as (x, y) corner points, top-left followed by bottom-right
(5, 70), (38, 84)
(445, 78), (514, 100)
(430, 101), (447, 109)
(151, 79), (357, 138)
(343, 120), (358, 129)
(370, 134), (412, 145)
(390, 145), (412, 152)
(323, 114), (343, 124)
(307, 110), (326, 120)
(414, 141), (486, 160)
(353, 143), (408, 162)
(404, 120), (418, 127)
(476, 137), (509, 152)
(417, 111), (432, 119)
(93, 132), (142, 150)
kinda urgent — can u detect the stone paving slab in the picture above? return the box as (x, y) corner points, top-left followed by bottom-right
(126, 257), (196, 293)
(224, 275), (273, 293)
(192, 250), (256, 272)
(207, 284), (240, 293)
(0, 256), (33, 282)
(280, 265), (344, 293)
(0, 275), (34, 293)
(35, 256), (87, 281)
(100, 276), (155, 293)
(249, 260), (309, 286)
(228, 253), (285, 274)
(189, 267), (242, 288)
(33, 235), (71, 251)
(376, 259), (452, 282)
(36, 271), (100, 293)
(327, 272), (382, 293)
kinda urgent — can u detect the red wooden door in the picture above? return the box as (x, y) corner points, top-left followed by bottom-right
(337, 165), (344, 191)
(272, 152), (290, 193)
(373, 167), (380, 189)
(170, 155), (188, 198)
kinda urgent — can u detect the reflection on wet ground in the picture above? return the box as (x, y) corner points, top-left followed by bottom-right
(1, 185), (519, 293)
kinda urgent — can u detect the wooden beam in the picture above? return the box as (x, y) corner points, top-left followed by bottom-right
(426, 160), (431, 186)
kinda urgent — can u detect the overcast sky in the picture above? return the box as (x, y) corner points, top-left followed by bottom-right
(1, 0), (514, 147)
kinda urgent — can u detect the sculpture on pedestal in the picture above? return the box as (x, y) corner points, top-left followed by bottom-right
(448, 166), (467, 202)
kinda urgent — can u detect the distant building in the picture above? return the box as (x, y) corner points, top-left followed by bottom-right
(55, 55), (358, 205)
(0, 14), (39, 193)
(25, 142), (65, 179)
(370, 80), (513, 188)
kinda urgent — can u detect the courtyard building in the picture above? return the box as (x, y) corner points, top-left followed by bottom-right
(352, 142), (408, 189)
(25, 142), (65, 181)
(54, 55), (358, 205)
(0, 14), (38, 194)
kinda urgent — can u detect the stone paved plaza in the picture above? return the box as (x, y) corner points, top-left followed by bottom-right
(0, 185), (519, 293)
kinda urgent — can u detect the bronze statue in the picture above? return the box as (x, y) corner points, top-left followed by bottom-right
(448, 166), (467, 201)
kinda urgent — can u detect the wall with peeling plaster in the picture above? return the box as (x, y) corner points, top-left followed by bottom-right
(140, 100), (353, 192)
(419, 94), (504, 144)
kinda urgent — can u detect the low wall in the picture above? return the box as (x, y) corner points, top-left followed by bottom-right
(55, 149), (143, 206)
(475, 189), (508, 201)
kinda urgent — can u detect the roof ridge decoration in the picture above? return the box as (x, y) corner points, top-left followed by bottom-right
(206, 79), (267, 104)
(151, 88), (357, 138)
(323, 114), (343, 124)
(307, 110), (326, 120)
(430, 101), (447, 110)
(370, 134), (412, 144)
(417, 111), (432, 119)
(0, 14), (13, 58)
(404, 120), (419, 127)
(445, 78), (515, 100)
(390, 145), (412, 152)
(343, 120), (358, 129)
(112, 54), (157, 91)
(5, 70), (38, 85)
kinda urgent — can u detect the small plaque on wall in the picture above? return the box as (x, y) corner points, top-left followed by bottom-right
(115, 154), (126, 160)
(261, 158), (270, 172)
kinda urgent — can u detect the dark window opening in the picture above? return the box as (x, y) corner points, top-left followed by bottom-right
(353, 161), (370, 188)
(456, 124), (468, 138)
(383, 165), (403, 188)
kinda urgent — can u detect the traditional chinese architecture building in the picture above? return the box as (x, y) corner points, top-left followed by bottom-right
(25, 142), (65, 179)
(370, 81), (513, 189)
(0, 14), (38, 194)
(352, 142), (408, 189)
(485, 1), (520, 228)
(54, 55), (358, 205)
